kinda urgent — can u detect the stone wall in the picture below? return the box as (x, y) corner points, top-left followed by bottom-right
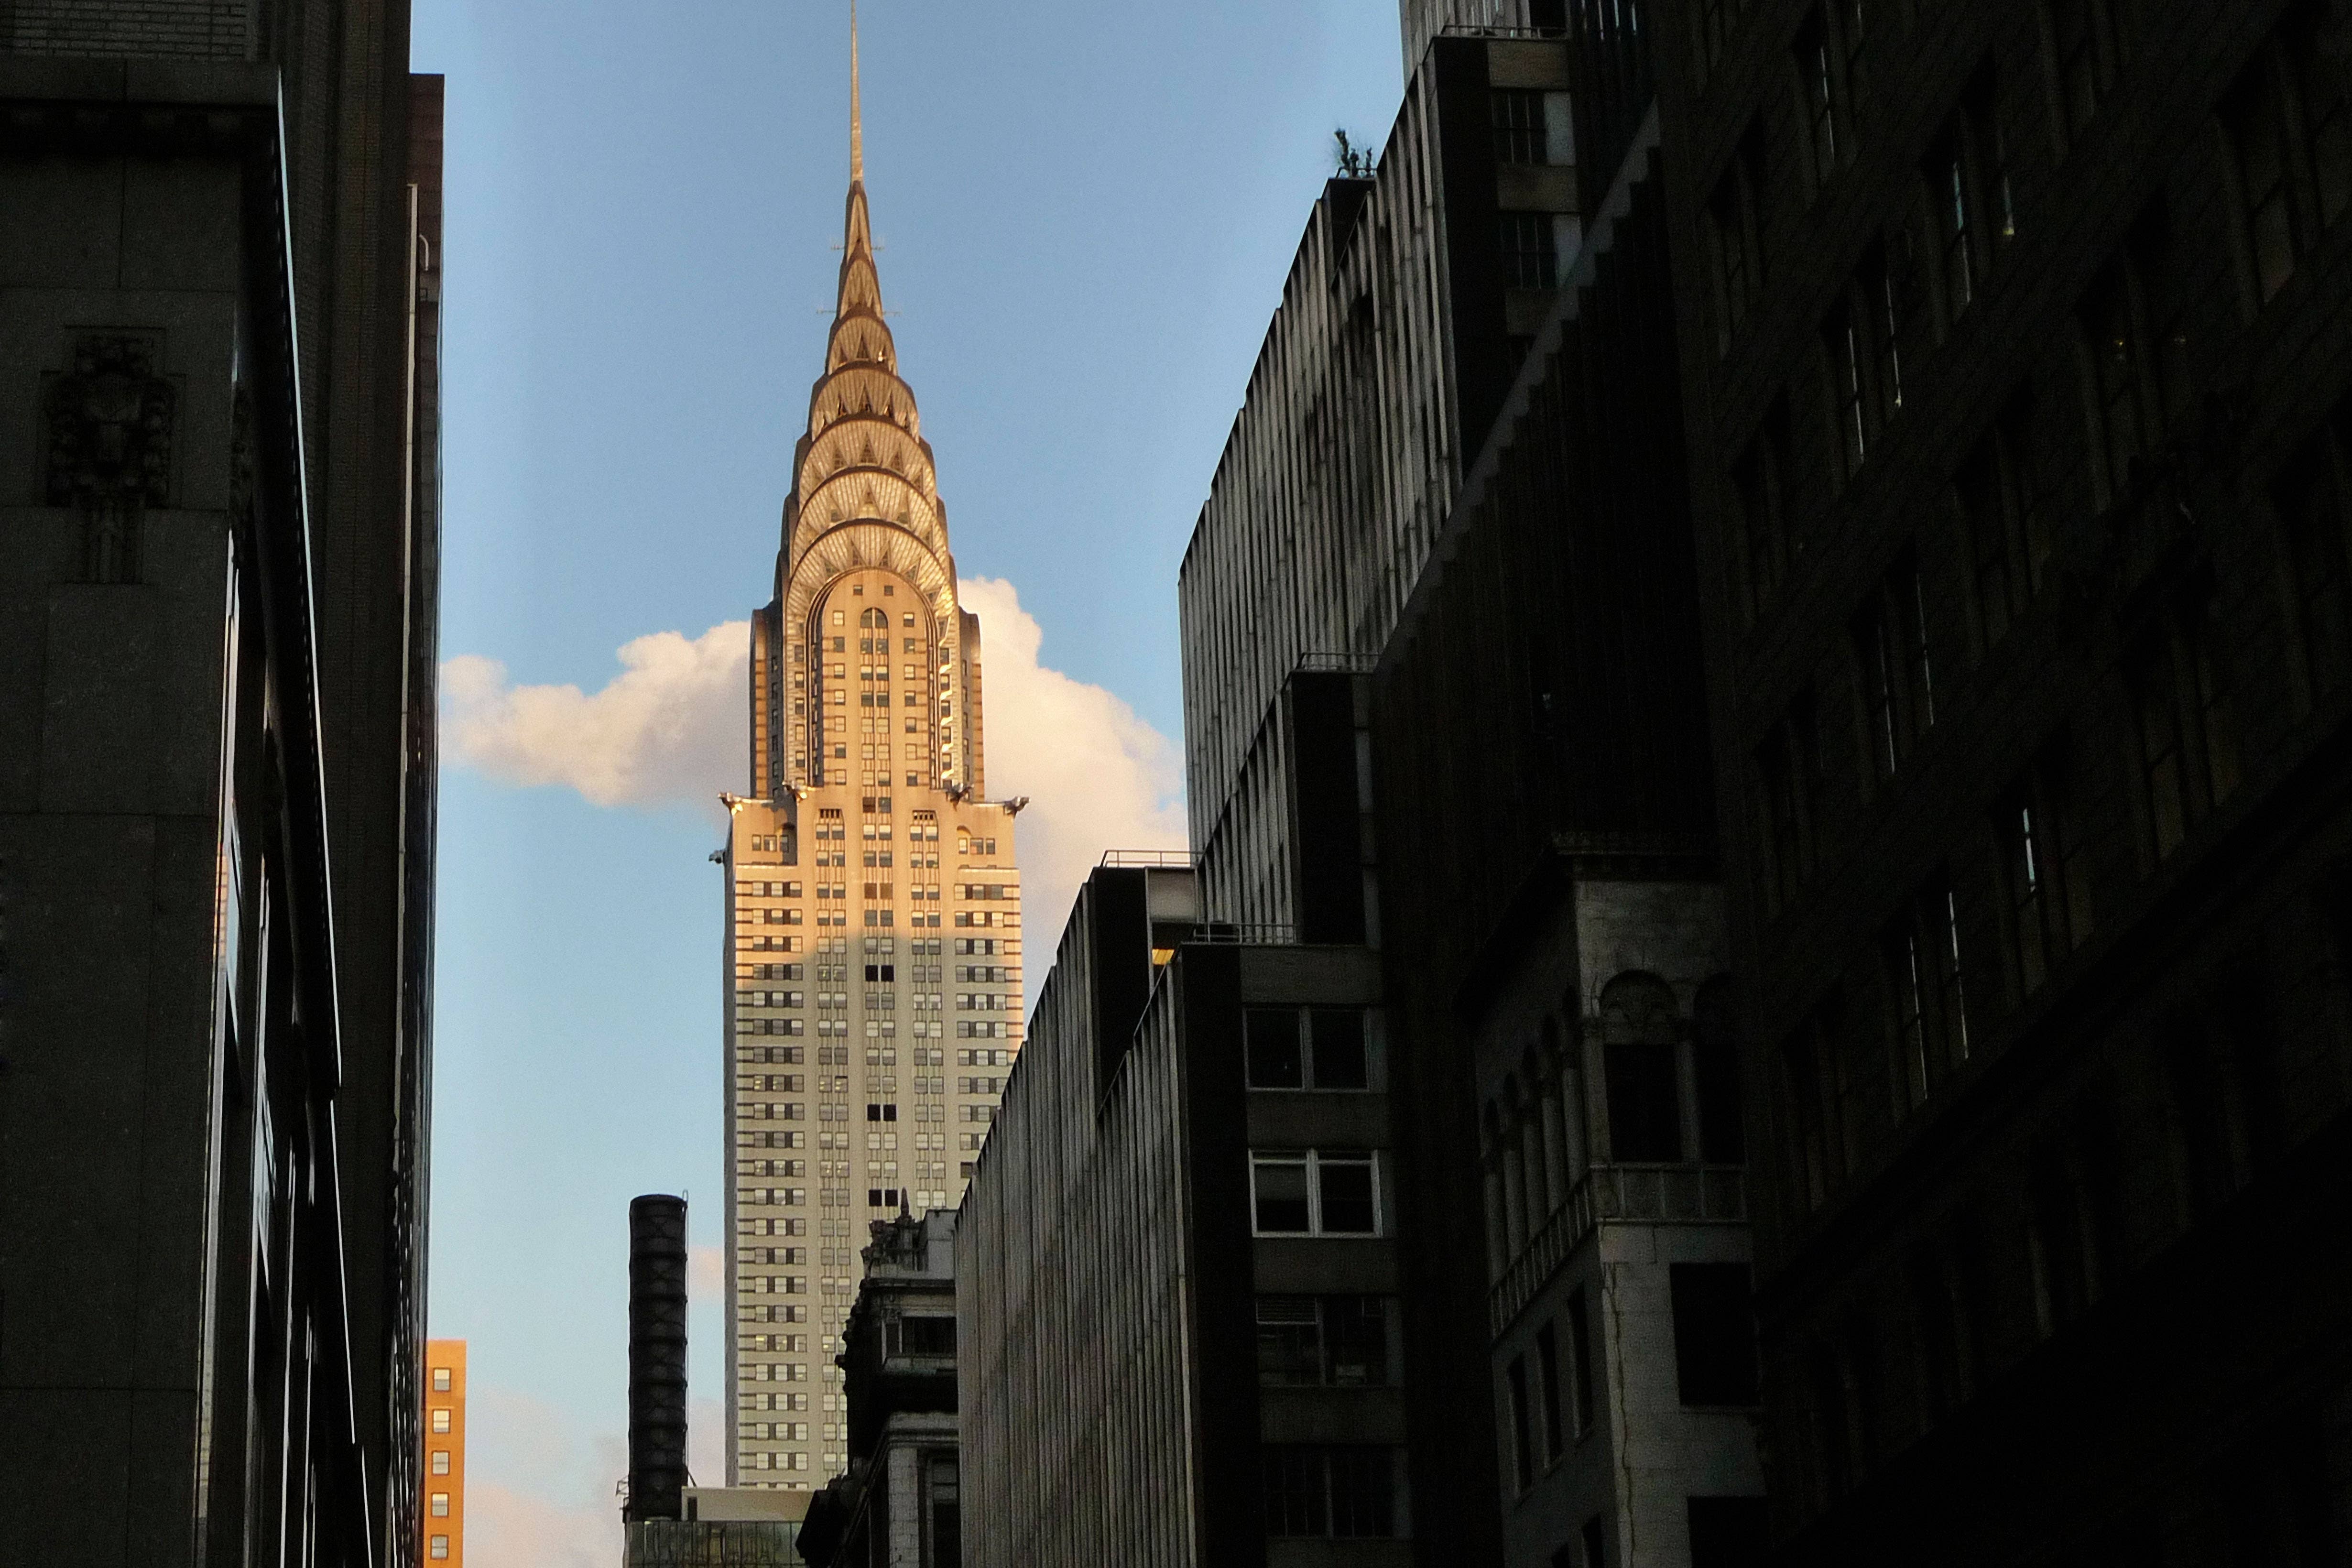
(5, 0), (256, 59)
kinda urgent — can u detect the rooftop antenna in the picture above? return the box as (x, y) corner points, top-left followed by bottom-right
(1334, 128), (1373, 179)
(850, 0), (864, 184)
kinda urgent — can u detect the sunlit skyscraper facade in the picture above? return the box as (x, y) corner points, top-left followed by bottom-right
(721, 26), (1023, 1485)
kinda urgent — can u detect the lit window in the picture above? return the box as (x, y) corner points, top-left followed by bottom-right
(431, 1408), (452, 1434)
(431, 1492), (451, 1517)
(432, 1367), (451, 1392)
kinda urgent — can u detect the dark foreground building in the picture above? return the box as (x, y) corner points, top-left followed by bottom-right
(1172, 4), (1766, 1565)
(800, 1208), (962, 1568)
(957, 857), (1410, 1567)
(0, 4), (442, 1561)
(1650, 0), (2352, 1559)
(1361, 19), (1770, 1563)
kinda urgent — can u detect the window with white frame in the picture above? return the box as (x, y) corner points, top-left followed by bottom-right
(1251, 1151), (1381, 1236)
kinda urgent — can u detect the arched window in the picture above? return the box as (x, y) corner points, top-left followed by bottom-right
(1600, 972), (1683, 1162)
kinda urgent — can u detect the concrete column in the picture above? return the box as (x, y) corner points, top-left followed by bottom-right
(1677, 1035), (1704, 1165)
(1538, 1085), (1567, 1212)
(1503, 1135), (1529, 1256)
(1561, 1051), (1591, 1175)
(1522, 1094), (1553, 1221)
(1483, 1162), (1508, 1281)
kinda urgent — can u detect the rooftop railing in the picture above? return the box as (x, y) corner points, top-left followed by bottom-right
(1295, 651), (1379, 675)
(1184, 922), (1300, 946)
(1100, 849), (1195, 868)
(1437, 23), (1571, 39)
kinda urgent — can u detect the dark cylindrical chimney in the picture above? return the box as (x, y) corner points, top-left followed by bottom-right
(625, 1194), (689, 1522)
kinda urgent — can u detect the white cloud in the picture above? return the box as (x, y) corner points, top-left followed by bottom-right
(463, 1385), (622, 1568)
(470, 1480), (618, 1568)
(688, 1243), (725, 1304)
(440, 623), (750, 813)
(463, 1386), (732, 1568)
(954, 577), (1187, 940)
(440, 578), (1187, 959)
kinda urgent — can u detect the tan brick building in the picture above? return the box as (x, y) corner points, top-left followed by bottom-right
(722, 24), (1021, 1487)
(423, 1341), (468, 1566)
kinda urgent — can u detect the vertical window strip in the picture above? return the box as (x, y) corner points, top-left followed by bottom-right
(2050, 0), (2111, 138)
(1839, 314), (1869, 472)
(2011, 800), (2050, 994)
(1842, 0), (1870, 117)
(2282, 443), (2352, 699)
(2008, 401), (2054, 595)
(1808, 31), (1840, 182)
(1958, 434), (2014, 648)
(1942, 152), (1975, 317)
(1863, 603), (1901, 786)
(1939, 885), (1971, 1068)
(2231, 62), (2299, 303)
(1876, 264), (1905, 418)
(2135, 642), (2189, 860)
(2193, 629), (2240, 805)
(2299, 35), (2352, 229)
(1782, 1029), (1831, 1209)
(1893, 923), (1931, 1112)
(1904, 565), (1936, 731)
(2088, 274), (2144, 503)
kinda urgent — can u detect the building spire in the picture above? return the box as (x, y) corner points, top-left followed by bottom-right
(849, 0), (864, 184)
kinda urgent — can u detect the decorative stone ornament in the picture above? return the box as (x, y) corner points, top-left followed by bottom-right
(44, 334), (175, 583)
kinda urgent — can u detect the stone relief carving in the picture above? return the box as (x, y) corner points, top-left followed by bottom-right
(44, 334), (176, 584)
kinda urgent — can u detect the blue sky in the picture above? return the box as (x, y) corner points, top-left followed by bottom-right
(414, 0), (1408, 1556)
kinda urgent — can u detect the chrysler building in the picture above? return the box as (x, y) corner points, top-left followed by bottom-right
(719, 12), (1023, 1484)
